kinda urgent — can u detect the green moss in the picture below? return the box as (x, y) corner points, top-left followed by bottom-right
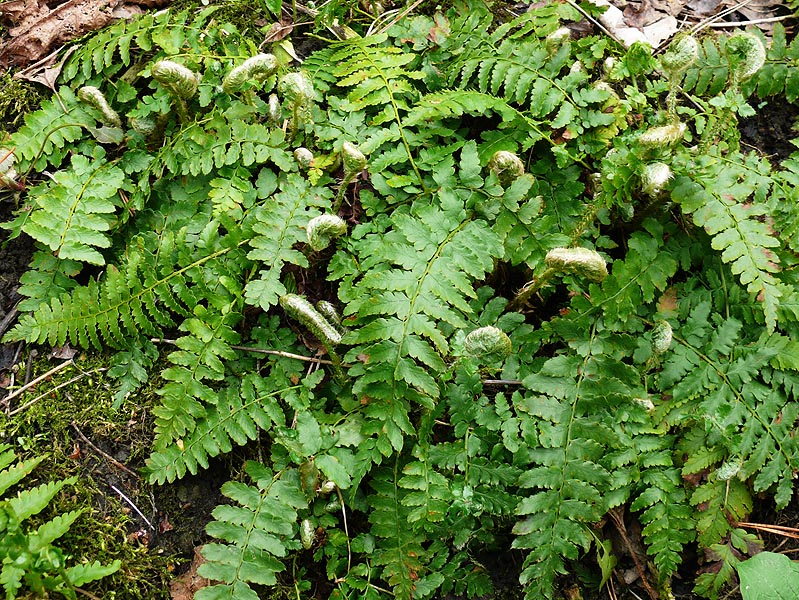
(0, 73), (44, 136)
(1, 353), (175, 599)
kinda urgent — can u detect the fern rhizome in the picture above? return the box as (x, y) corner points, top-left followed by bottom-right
(2, 2), (799, 598)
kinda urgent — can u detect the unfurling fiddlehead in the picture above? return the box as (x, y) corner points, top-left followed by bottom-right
(650, 320), (673, 355)
(463, 326), (512, 365)
(488, 150), (525, 187)
(0, 148), (18, 189)
(332, 142), (366, 213)
(222, 53), (279, 94)
(661, 35), (698, 118)
(639, 162), (672, 197)
(307, 214), (347, 251)
(725, 32), (766, 85)
(510, 247), (608, 309)
(278, 71), (314, 139)
(638, 122), (686, 148)
(279, 294), (344, 380)
(151, 60), (199, 122)
(294, 147), (314, 170)
(77, 86), (122, 128)
(545, 247), (608, 282)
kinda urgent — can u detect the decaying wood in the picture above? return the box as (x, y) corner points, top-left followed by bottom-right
(0, 0), (170, 69)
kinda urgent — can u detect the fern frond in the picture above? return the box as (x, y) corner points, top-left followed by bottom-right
(6, 88), (96, 172)
(339, 190), (503, 413)
(63, 560), (123, 588)
(671, 153), (781, 330)
(7, 476), (77, 522)
(515, 354), (613, 600)
(145, 374), (290, 484)
(6, 225), (243, 348)
(690, 478), (751, 548)
(0, 455), (45, 496)
(369, 465), (428, 600)
(152, 306), (242, 449)
(21, 155), (124, 266)
(28, 510), (84, 552)
(244, 173), (331, 310)
(630, 468), (695, 580)
(197, 464), (307, 599)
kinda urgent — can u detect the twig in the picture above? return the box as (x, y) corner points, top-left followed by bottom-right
(110, 484), (154, 531)
(373, 0), (425, 37)
(8, 366), (106, 417)
(150, 338), (334, 365)
(4, 359), (73, 405)
(737, 522), (799, 540)
(609, 508), (659, 600)
(689, 0), (759, 35)
(70, 421), (138, 479)
(336, 486), (352, 576)
(0, 304), (19, 338)
(705, 15), (795, 27)
(484, 379), (523, 385)
(74, 587), (102, 600)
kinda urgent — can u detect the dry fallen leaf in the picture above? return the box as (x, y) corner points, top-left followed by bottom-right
(169, 546), (209, 600)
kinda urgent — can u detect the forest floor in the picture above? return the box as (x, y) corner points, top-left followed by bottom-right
(2, 0), (799, 599)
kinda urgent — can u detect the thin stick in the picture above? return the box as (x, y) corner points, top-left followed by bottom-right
(609, 508), (659, 600)
(71, 420), (138, 479)
(110, 484), (154, 531)
(8, 367), (105, 417)
(74, 587), (103, 600)
(738, 522), (799, 539)
(3, 359), (73, 404)
(706, 15), (794, 27)
(336, 486), (352, 576)
(689, 0), (758, 35)
(0, 304), (19, 338)
(484, 379), (523, 386)
(150, 338), (334, 365)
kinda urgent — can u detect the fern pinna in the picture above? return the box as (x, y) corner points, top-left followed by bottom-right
(4, 1), (799, 599)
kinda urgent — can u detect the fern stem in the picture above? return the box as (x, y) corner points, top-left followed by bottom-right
(508, 266), (557, 310)
(331, 172), (358, 213)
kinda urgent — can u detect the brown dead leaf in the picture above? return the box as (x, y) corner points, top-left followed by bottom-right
(169, 546), (209, 600)
(687, 0), (722, 17)
(50, 344), (77, 360)
(0, 0), (170, 68)
(263, 19), (294, 43)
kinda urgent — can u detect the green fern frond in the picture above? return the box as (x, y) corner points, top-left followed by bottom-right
(145, 374), (290, 484)
(515, 354), (613, 600)
(0, 446), (118, 599)
(197, 464), (307, 600)
(671, 153), (781, 330)
(244, 173), (332, 310)
(630, 468), (695, 580)
(369, 466), (428, 600)
(21, 155), (124, 266)
(6, 225), (243, 348)
(338, 192), (503, 412)
(63, 560), (123, 588)
(5, 88), (96, 172)
(152, 306), (242, 449)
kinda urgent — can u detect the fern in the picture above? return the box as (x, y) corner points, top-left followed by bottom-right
(670, 151), (782, 330)
(335, 153), (504, 443)
(244, 173), (331, 310)
(196, 463), (307, 600)
(0, 444), (119, 599)
(146, 372), (292, 484)
(6, 1), (799, 598)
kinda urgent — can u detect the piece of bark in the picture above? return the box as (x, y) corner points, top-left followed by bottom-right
(0, 0), (170, 68)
